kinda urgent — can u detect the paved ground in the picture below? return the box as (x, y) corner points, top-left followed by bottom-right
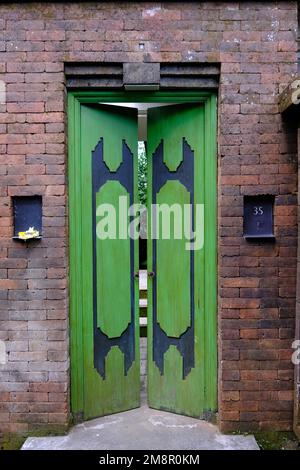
(22, 404), (259, 450)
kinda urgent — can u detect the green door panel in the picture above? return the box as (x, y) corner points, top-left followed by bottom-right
(69, 102), (140, 420)
(96, 181), (131, 338)
(147, 101), (217, 418)
(96, 103), (138, 172)
(156, 180), (191, 338)
(147, 104), (203, 172)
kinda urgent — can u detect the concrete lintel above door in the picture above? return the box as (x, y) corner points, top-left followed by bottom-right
(65, 62), (220, 89)
(123, 63), (160, 89)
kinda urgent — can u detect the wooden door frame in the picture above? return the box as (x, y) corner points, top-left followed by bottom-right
(68, 90), (217, 418)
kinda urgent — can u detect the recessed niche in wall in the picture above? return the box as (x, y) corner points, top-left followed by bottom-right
(243, 195), (275, 240)
(12, 195), (42, 241)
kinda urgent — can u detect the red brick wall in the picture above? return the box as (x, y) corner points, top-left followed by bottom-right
(0, 1), (298, 439)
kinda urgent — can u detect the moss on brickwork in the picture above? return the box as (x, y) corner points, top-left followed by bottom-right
(0, 433), (26, 450)
(0, 425), (69, 450)
(254, 431), (300, 450)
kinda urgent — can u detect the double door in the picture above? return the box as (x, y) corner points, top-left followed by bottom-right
(69, 95), (217, 420)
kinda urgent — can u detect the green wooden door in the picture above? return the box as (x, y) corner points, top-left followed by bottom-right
(147, 103), (217, 418)
(69, 103), (140, 420)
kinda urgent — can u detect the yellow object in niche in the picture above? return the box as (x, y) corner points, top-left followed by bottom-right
(18, 227), (40, 240)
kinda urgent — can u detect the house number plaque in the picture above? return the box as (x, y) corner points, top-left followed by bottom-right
(243, 195), (275, 239)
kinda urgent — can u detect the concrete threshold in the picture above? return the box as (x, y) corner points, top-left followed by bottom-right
(22, 404), (259, 450)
